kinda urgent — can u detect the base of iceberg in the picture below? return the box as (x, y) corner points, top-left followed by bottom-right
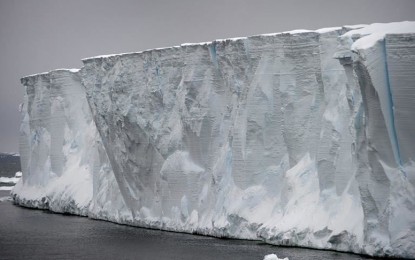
(12, 22), (415, 258)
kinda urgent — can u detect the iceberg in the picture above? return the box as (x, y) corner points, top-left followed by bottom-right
(12, 22), (415, 258)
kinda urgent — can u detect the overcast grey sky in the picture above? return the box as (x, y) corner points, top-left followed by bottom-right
(1, 0), (415, 153)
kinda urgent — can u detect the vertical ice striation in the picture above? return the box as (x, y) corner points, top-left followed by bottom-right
(12, 22), (415, 258)
(80, 28), (365, 250)
(12, 69), (127, 218)
(335, 23), (415, 256)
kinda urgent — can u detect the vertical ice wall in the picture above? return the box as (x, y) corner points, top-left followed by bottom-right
(80, 27), (368, 252)
(335, 24), (415, 256)
(12, 69), (127, 218)
(12, 22), (415, 258)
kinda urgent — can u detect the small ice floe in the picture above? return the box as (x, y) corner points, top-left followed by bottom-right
(0, 186), (14, 191)
(263, 253), (289, 260)
(0, 171), (22, 184)
(0, 176), (20, 184)
(0, 196), (12, 202)
(0, 171), (22, 191)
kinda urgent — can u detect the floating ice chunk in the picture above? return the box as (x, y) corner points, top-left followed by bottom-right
(263, 254), (289, 260)
(0, 176), (20, 184)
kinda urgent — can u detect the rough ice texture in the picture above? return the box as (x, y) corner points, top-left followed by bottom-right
(12, 22), (415, 258)
(12, 70), (127, 217)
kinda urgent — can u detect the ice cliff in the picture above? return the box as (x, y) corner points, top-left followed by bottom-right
(12, 22), (415, 258)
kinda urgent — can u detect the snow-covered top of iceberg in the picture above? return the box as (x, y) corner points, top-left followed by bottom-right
(81, 26), (347, 62)
(21, 68), (80, 81)
(82, 22), (410, 62)
(342, 21), (415, 51)
(22, 21), (415, 78)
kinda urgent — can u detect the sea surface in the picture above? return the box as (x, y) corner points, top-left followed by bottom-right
(0, 190), (374, 260)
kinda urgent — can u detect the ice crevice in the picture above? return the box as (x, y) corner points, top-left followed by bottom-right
(12, 22), (415, 258)
(382, 39), (405, 175)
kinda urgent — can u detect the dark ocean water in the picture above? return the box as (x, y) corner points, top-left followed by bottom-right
(0, 154), (20, 178)
(0, 191), (373, 260)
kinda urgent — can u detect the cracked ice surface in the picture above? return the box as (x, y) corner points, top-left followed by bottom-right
(12, 22), (415, 258)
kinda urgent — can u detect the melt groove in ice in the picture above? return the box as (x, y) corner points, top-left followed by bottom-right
(12, 22), (415, 258)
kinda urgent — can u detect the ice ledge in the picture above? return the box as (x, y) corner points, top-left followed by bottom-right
(81, 28), (337, 62)
(80, 24), (370, 62)
(79, 22), (412, 64)
(16, 22), (410, 69)
(21, 68), (80, 82)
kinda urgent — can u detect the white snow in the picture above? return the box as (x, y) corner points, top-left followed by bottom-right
(181, 42), (211, 46)
(13, 21), (415, 258)
(82, 53), (131, 60)
(21, 68), (80, 79)
(343, 24), (368, 29)
(263, 254), (289, 260)
(79, 24), (371, 62)
(341, 21), (415, 51)
(315, 26), (342, 33)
